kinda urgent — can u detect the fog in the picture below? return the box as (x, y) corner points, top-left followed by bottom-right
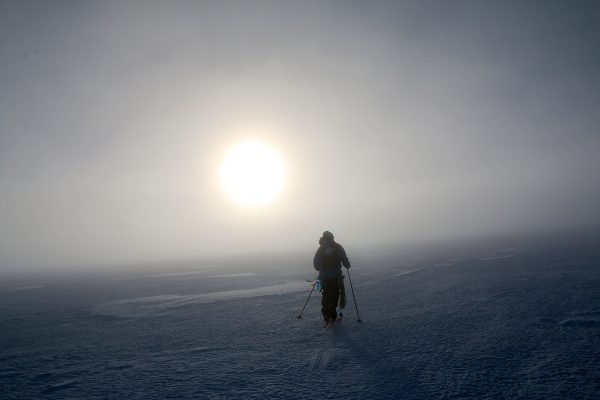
(1, 1), (599, 271)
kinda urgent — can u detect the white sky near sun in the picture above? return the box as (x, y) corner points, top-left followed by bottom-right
(1, 1), (599, 270)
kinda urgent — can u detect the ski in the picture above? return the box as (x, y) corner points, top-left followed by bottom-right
(323, 311), (343, 329)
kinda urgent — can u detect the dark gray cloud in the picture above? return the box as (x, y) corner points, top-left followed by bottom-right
(1, 0), (599, 270)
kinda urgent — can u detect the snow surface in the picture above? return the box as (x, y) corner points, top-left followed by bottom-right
(1, 244), (600, 399)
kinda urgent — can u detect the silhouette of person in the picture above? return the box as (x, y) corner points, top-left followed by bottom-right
(313, 231), (350, 324)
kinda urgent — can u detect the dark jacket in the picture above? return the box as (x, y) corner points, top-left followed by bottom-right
(313, 240), (350, 279)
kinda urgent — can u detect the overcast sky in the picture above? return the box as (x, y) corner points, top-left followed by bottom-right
(1, 0), (599, 270)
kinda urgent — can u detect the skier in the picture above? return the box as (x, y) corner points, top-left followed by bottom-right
(313, 231), (351, 325)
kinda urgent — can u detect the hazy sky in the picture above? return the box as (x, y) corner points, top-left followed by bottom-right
(1, 0), (599, 270)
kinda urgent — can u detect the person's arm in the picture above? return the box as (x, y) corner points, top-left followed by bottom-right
(338, 244), (350, 269)
(313, 248), (322, 271)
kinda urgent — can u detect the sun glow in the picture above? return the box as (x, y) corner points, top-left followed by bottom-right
(220, 140), (286, 206)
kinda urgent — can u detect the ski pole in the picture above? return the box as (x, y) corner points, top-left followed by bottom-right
(297, 279), (317, 319)
(346, 268), (362, 323)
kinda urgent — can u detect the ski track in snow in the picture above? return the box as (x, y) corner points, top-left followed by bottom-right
(2, 246), (600, 399)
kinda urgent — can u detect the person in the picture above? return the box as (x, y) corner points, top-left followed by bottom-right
(313, 231), (351, 324)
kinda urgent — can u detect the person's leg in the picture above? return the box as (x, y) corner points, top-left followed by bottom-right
(338, 274), (347, 309)
(321, 283), (328, 322)
(328, 277), (340, 320)
(321, 278), (336, 322)
(322, 277), (339, 321)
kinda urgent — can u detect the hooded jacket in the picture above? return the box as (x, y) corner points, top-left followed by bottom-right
(313, 239), (350, 279)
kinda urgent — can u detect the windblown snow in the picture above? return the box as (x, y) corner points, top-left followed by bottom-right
(1, 244), (599, 399)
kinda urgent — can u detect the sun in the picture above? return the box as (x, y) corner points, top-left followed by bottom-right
(220, 140), (286, 206)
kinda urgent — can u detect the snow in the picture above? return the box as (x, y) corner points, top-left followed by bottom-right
(0, 284), (45, 293)
(1, 244), (600, 399)
(92, 281), (309, 318)
(395, 268), (422, 277)
(208, 273), (258, 278)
